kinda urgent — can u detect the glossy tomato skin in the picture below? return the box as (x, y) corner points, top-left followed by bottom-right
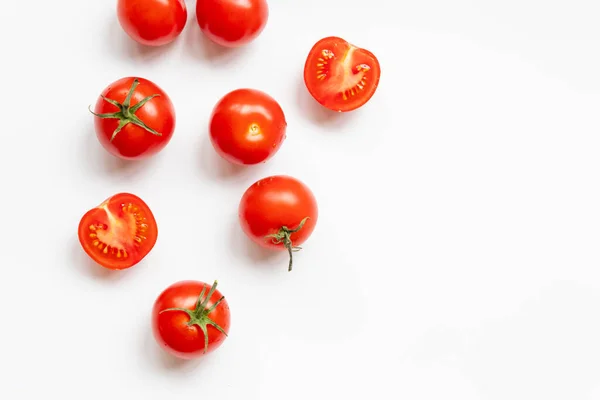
(304, 36), (381, 112)
(152, 281), (231, 359)
(93, 77), (175, 160)
(78, 193), (158, 270)
(196, 0), (268, 48)
(239, 175), (318, 251)
(117, 0), (187, 46)
(209, 89), (287, 165)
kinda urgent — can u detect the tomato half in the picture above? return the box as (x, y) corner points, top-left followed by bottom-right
(117, 0), (187, 47)
(152, 280), (231, 359)
(90, 77), (176, 160)
(209, 89), (287, 165)
(239, 175), (318, 271)
(196, 0), (269, 48)
(304, 36), (381, 112)
(78, 193), (158, 270)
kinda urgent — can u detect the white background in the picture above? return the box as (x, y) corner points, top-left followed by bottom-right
(1, 0), (599, 399)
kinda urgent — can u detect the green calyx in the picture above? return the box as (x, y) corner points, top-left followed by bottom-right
(159, 280), (227, 354)
(88, 78), (162, 142)
(265, 217), (310, 272)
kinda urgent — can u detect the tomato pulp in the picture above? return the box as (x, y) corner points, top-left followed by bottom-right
(304, 36), (381, 112)
(117, 0), (187, 47)
(196, 0), (269, 48)
(209, 88), (287, 165)
(78, 193), (158, 270)
(91, 77), (176, 160)
(239, 175), (318, 271)
(152, 280), (231, 359)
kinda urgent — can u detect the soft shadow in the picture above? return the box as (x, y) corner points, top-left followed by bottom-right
(107, 18), (178, 62)
(198, 133), (262, 182)
(296, 78), (360, 128)
(229, 218), (285, 269)
(185, 12), (249, 64)
(81, 122), (160, 180)
(71, 236), (127, 282)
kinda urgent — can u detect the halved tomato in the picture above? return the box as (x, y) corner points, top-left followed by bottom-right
(78, 193), (158, 270)
(303, 36), (381, 112)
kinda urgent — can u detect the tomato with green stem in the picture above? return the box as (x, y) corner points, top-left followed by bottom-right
(78, 193), (158, 270)
(304, 36), (381, 112)
(117, 0), (187, 47)
(239, 175), (318, 271)
(152, 280), (231, 359)
(90, 77), (175, 160)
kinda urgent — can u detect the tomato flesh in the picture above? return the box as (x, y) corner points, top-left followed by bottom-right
(78, 193), (158, 270)
(304, 36), (381, 112)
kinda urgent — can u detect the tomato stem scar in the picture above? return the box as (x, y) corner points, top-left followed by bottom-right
(88, 78), (163, 142)
(265, 217), (309, 272)
(159, 280), (227, 354)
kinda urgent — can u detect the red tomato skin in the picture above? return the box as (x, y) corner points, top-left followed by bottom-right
(209, 89), (287, 165)
(117, 0), (187, 46)
(239, 175), (318, 250)
(152, 281), (231, 360)
(304, 36), (381, 112)
(93, 77), (176, 160)
(77, 193), (158, 270)
(196, 0), (269, 48)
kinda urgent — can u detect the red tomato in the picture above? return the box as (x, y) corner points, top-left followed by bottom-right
(239, 175), (318, 271)
(117, 0), (187, 47)
(196, 0), (269, 48)
(90, 77), (176, 160)
(78, 193), (158, 270)
(152, 280), (231, 359)
(304, 36), (381, 112)
(209, 89), (287, 165)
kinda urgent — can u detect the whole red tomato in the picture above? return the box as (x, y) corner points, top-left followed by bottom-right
(90, 77), (175, 160)
(209, 89), (287, 165)
(152, 280), (231, 359)
(78, 192), (158, 270)
(196, 0), (269, 48)
(304, 36), (381, 112)
(117, 0), (187, 46)
(239, 175), (318, 271)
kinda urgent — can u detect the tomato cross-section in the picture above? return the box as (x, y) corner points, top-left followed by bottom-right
(304, 36), (381, 112)
(78, 193), (158, 270)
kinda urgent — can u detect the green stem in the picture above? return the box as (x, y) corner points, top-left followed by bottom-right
(265, 217), (309, 272)
(89, 78), (162, 142)
(159, 280), (227, 354)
